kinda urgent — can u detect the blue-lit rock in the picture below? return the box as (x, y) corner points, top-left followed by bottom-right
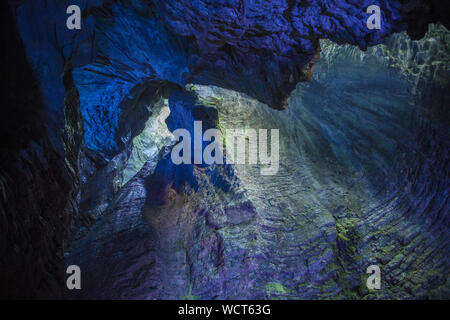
(66, 24), (449, 299)
(3, 0), (449, 299)
(11, 0), (449, 155)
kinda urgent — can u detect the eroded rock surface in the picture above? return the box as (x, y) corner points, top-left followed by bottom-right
(68, 24), (449, 299)
(2, 0), (449, 299)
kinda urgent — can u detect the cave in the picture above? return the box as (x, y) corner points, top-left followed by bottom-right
(1, 0), (449, 300)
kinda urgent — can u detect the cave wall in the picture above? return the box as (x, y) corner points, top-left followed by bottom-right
(1, 2), (72, 299)
(2, 0), (449, 299)
(67, 24), (449, 299)
(11, 0), (448, 156)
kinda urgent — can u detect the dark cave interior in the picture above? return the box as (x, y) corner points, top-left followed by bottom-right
(1, 0), (449, 299)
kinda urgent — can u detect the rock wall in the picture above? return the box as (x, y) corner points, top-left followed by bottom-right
(1, 2), (72, 299)
(2, 0), (449, 299)
(67, 24), (449, 299)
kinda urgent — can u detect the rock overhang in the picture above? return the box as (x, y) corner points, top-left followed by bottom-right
(10, 0), (450, 155)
